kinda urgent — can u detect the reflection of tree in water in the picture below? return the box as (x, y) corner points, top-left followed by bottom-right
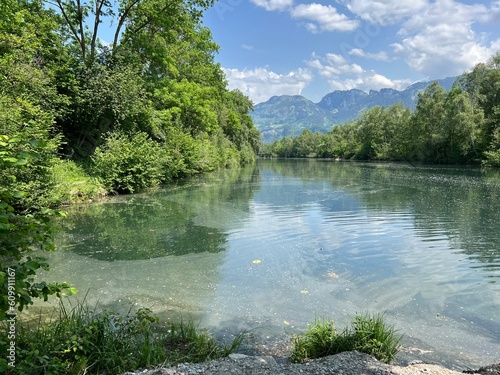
(259, 159), (500, 275)
(349, 165), (500, 272)
(58, 165), (261, 261)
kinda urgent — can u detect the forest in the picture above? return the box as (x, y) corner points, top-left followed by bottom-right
(261, 54), (500, 167)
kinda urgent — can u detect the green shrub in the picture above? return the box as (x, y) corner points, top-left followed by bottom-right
(0, 135), (75, 322)
(483, 150), (500, 166)
(0, 97), (61, 210)
(290, 313), (402, 364)
(92, 131), (167, 193)
(3, 299), (243, 374)
(238, 142), (256, 165)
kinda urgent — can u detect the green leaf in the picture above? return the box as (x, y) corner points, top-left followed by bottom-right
(13, 191), (24, 198)
(0, 223), (11, 230)
(14, 158), (29, 166)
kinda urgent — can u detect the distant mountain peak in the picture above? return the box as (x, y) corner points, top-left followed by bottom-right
(252, 77), (456, 143)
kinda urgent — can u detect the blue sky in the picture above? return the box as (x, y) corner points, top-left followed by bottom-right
(202, 0), (500, 103)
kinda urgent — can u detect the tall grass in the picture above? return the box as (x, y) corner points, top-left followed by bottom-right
(290, 313), (402, 364)
(2, 299), (243, 374)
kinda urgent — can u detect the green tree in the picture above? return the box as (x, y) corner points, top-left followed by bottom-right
(374, 104), (412, 161)
(354, 106), (386, 160)
(459, 52), (500, 165)
(409, 81), (447, 162)
(0, 136), (75, 320)
(292, 129), (323, 158)
(49, 0), (215, 64)
(329, 122), (359, 159)
(220, 89), (261, 152)
(0, 0), (76, 322)
(62, 62), (153, 157)
(442, 86), (483, 163)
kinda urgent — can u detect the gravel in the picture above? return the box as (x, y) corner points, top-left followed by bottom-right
(122, 351), (496, 375)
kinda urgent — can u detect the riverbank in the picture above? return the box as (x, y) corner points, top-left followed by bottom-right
(122, 350), (500, 375)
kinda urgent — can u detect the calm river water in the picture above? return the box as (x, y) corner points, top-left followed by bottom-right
(41, 160), (500, 367)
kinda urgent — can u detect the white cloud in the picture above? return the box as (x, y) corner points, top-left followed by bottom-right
(327, 73), (412, 92)
(241, 44), (254, 50)
(290, 3), (359, 32)
(349, 48), (389, 61)
(483, 1), (500, 23)
(392, 0), (500, 78)
(250, 0), (293, 11)
(307, 53), (411, 92)
(223, 67), (313, 104)
(308, 53), (363, 77)
(340, 0), (428, 25)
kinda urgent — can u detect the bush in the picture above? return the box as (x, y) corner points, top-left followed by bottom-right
(2, 300), (243, 374)
(290, 313), (402, 364)
(0, 97), (61, 210)
(92, 131), (168, 193)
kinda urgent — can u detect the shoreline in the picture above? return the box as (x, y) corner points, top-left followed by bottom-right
(121, 350), (500, 375)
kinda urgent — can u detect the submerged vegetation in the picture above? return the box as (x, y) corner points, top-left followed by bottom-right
(290, 313), (402, 364)
(262, 53), (500, 167)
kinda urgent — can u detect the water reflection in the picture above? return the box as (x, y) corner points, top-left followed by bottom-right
(58, 165), (261, 260)
(262, 160), (500, 277)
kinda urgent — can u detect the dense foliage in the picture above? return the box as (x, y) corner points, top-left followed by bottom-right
(263, 54), (500, 166)
(1, 0), (260, 193)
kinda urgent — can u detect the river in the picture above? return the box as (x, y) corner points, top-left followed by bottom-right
(39, 159), (500, 368)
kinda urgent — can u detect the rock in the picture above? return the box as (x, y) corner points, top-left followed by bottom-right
(464, 363), (500, 375)
(229, 354), (248, 360)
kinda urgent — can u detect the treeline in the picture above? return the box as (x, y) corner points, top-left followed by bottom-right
(262, 54), (500, 166)
(1, 0), (260, 201)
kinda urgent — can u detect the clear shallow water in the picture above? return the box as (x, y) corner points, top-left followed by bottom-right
(40, 160), (500, 368)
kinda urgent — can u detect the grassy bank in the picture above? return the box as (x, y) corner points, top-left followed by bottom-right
(50, 160), (108, 206)
(0, 300), (243, 374)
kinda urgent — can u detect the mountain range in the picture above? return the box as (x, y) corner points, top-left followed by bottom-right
(251, 77), (457, 143)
